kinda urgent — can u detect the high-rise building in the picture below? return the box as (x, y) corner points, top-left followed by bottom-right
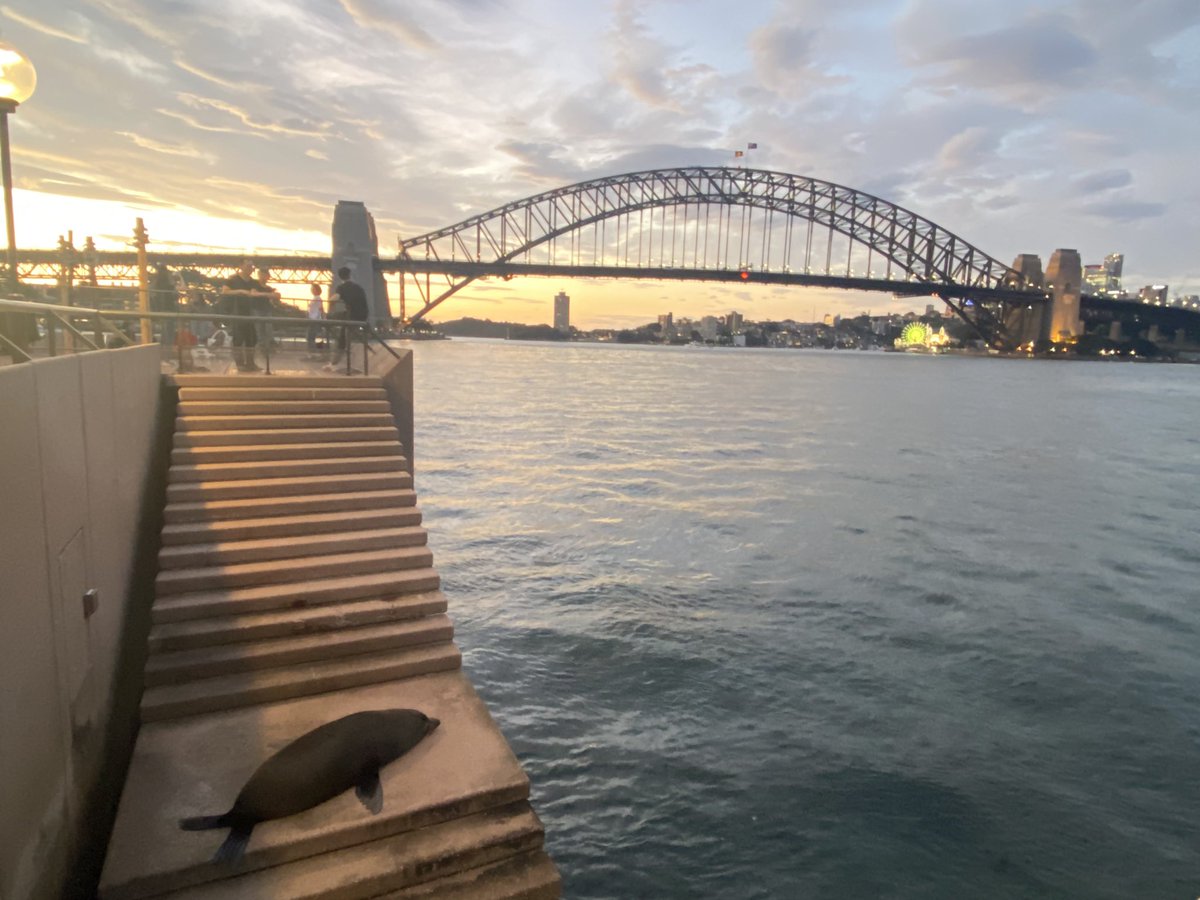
(553, 290), (570, 331)
(1085, 252), (1124, 296)
(728, 310), (744, 332)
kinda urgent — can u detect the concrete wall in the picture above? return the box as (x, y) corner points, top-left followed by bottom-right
(377, 348), (415, 478)
(0, 345), (165, 900)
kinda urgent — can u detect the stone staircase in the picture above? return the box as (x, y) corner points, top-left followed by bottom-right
(100, 375), (560, 900)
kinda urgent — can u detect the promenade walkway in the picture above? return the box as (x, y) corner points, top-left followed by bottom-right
(98, 359), (559, 898)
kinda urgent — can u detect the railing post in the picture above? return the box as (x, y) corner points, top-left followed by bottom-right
(46, 313), (55, 356)
(264, 320), (272, 375)
(362, 326), (368, 374)
(344, 326), (351, 375)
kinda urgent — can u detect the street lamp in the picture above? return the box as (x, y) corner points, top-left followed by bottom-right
(0, 41), (35, 290)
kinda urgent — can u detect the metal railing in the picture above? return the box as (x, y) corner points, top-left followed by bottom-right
(0, 295), (401, 375)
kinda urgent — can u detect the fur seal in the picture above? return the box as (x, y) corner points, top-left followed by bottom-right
(179, 708), (439, 864)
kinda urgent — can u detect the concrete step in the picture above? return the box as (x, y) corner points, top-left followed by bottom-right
(160, 506), (422, 546)
(164, 489), (417, 524)
(139, 642), (463, 721)
(169, 454), (407, 484)
(158, 525), (428, 569)
(171, 440), (403, 465)
(174, 426), (400, 448)
(177, 386), (387, 402)
(144, 615), (455, 687)
(148, 592), (449, 653)
(149, 806), (547, 900)
(151, 568), (442, 623)
(167, 471), (412, 503)
(102, 672), (537, 899)
(155, 546), (435, 596)
(375, 851), (561, 900)
(176, 413), (395, 432)
(178, 399), (391, 417)
(168, 374), (382, 389)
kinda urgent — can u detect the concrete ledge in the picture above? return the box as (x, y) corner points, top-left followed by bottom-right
(140, 642), (463, 721)
(148, 592), (449, 653)
(177, 387), (387, 402)
(155, 804), (545, 900)
(169, 455), (407, 483)
(166, 471), (413, 503)
(177, 400), (391, 416)
(160, 507), (423, 545)
(154, 546), (434, 595)
(103, 671), (532, 899)
(171, 440), (404, 465)
(168, 375), (382, 389)
(174, 426), (400, 447)
(176, 413), (396, 431)
(151, 569), (442, 623)
(144, 614), (455, 686)
(163, 488), (417, 524)
(376, 851), (561, 900)
(158, 525), (428, 568)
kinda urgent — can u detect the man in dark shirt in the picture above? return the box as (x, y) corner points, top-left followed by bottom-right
(329, 266), (369, 367)
(222, 260), (274, 372)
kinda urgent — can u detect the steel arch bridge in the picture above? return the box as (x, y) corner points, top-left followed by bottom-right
(383, 166), (1045, 347)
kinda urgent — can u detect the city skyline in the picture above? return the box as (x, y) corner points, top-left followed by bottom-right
(4, 0), (1198, 327)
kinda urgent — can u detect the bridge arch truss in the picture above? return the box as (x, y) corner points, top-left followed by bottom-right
(388, 166), (1039, 346)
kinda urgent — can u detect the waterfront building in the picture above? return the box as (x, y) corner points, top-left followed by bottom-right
(553, 290), (570, 331)
(1138, 285), (1169, 305)
(728, 310), (744, 332)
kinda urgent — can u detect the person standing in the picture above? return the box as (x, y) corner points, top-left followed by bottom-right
(306, 283), (326, 353)
(222, 260), (273, 372)
(328, 266), (369, 368)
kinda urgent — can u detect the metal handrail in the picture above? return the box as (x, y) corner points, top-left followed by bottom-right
(0, 295), (400, 374)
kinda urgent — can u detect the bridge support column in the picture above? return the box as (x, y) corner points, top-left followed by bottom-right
(332, 201), (390, 327)
(1109, 321), (1122, 341)
(1043, 248), (1082, 342)
(1006, 254), (1045, 347)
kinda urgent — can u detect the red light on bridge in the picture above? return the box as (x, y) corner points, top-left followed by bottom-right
(740, 270), (749, 280)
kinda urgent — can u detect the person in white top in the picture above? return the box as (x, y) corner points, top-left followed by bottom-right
(306, 283), (325, 352)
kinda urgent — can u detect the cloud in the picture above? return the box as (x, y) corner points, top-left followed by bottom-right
(1079, 199), (1167, 223)
(901, 11), (1097, 103)
(176, 93), (329, 139)
(936, 126), (1002, 171)
(336, 0), (438, 49)
(2, 5), (87, 42)
(1072, 169), (1134, 194)
(117, 132), (216, 163)
(171, 54), (250, 90)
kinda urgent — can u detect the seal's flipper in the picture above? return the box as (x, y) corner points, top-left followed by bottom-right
(213, 824), (253, 865)
(179, 814), (229, 831)
(355, 770), (383, 814)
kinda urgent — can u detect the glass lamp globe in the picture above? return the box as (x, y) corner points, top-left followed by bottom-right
(0, 42), (36, 107)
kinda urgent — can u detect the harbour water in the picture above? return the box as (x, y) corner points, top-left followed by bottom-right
(405, 339), (1199, 899)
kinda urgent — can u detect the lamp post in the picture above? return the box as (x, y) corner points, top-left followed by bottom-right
(0, 41), (36, 290)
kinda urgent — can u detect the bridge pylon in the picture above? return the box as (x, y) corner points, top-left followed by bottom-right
(1043, 248), (1083, 342)
(332, 200), (389, 326)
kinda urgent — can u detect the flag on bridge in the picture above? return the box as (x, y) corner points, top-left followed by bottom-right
(734, 150), (744, 158)
(747, 142), (758, 149)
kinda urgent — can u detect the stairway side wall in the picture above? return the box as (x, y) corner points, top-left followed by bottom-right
(0, 344), (168, 900)
(377, 349), (415, 477)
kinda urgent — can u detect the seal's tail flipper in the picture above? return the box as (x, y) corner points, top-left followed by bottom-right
(179, 814), (229, 831)
(355, 770), (383, 814)
(213, 825), (253, 865)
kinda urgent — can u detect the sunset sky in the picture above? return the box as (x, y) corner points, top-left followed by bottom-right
(5, 1), (1198, 327)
